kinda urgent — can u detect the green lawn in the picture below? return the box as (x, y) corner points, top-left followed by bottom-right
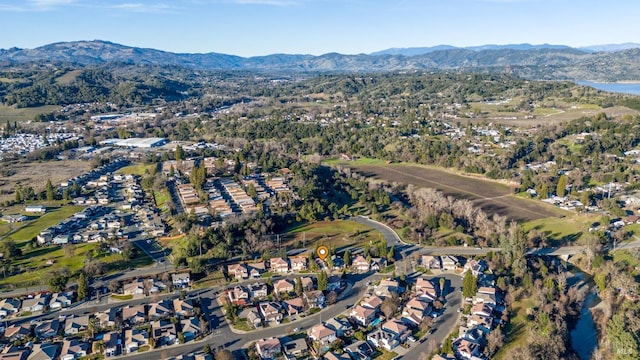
(287, 220), (384, 250)
(374, 349), (399, 360)
(522, 214), (598, 245)
(154, 189), (170, 209)
(494, 298), (534, 359)
(7, 206), (84, 245)
(111, 294), (134, 301)
(0, 243), (153, 289)
(0, 105), (60, 122)
(118, 164), (158, 176)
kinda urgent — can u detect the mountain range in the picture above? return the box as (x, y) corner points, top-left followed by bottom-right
(1, 40), (640, 81)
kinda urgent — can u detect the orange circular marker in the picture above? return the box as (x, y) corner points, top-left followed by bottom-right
(317, 245), (329, 260)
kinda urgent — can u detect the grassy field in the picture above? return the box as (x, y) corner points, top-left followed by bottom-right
(0, 160), (91, 203)
(0, 105), (60, 122)
(0, 243), (153, 289)
(287, 220), (384, 252)
(494, 298), (534, 360)
(6, 206), (84, 245)
(347, 163), (564, 222)
(118, 163), (158, 176)
(154, 189), (170, 209)
(522, 213), (599, 245)
(54, 69), (82, 85)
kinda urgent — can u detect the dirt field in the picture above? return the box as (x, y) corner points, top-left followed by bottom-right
(351, 164), (565, 222)
(0, 160), (92, 203)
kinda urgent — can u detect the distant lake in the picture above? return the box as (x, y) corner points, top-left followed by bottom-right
(577, 81), (640, 95)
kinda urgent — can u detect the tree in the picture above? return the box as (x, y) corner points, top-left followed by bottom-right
(108, 279), (122, 293)
(343, 249), (351, 268)
(203, 344), (211, 355)
(381, 294), (400, 319)
(387, 245), (395, 263)
(214, 350), (234, 360)
(77, 271), (89, 301)
(45, 179), (55, 201)
(0, 240), (21, 258)
(462, 270), (477, 298)
(178, 332), (185, 344)
(485, 328), (504, 357)
(295, 276), (303, 296)
(48, 267), (70, 292)
(175, 145), (185, 161)
(354, 330), (365, 341)
(88, 316), (99, 338)
(317, 270), (328, 291)
(326, 291), (338, 305)
(556, 174), (567, 197)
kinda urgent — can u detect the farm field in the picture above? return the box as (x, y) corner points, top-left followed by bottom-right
(0, 105), (60, 123)
(0, 160), (91, 203)
(349, 163), (566, 222)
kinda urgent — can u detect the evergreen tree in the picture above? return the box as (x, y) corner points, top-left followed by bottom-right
(317, 270), (328, 291)
(77, 272), (89, 300)
(556, 174), (567, 197)
(295, 276), (303, 296)
(462, 270), (477, 298)
(343, 250), (351, 268)
(175, 145), (185, 161)
(45, 179), (55, 201)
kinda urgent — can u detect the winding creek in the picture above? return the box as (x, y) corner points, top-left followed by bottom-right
(570, 284), (600, 360)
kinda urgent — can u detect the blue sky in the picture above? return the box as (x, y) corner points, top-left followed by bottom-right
(0, 0), (638, 57)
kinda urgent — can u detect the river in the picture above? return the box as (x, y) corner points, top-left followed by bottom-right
(570, 289), (600, 360)
(576, 81), (640, 95)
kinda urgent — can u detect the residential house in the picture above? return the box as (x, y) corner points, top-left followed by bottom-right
(21, 294), (49, 313)
(0, 347), (30, 360)
(123, 280), (145, 296)
(303, 290), (325, 309)
(49, 292), (73, 309)
(404, 297), (432, 317)
(471, 303), (493, 317)
(228, 286), (250, 306)
(103, 331), (121, 357)
(468, 314), (493, 332)
(441, 256), (459, 271)
(345, 340), (375, 360)
(327, 275), (343, 292)
(122, 305), (146, 326)
(172, 273), (191, 288)
(330, 255), (344, 271)
(455, 339), (482, 359)
(370, 258), (387, 272)
(0, 298), (21, 318)
(25, 205), (46, 214)
(27, 343), (59, 360)
(258, 302), (282, 323)
(148, 300), (174, 320)
(95, 308), (117, 328)
(274, 279), (295, 294)
(1, 214), (27, 223)
(34, 319), (60, 340)
(367, 328), (399, 351)
(152, 319), (177, 346)
(360, 295), (383, 312)
(324, 352), (351, 360)
(350, 305), (377, 327)
(324, 317), (352, 337)
(227, 264), (248, 280)
(474, 291), (497, 306)
(308, 324), (337, 345)
(290, 257), (307, 272)
(173, 298), (195, 317)
(124, 328), (149, 354)
(282, 338), (309, 358)
(255, 337), (281, 360)
(60, 339), (89, 360)
(375, 278), (399, 297)
(283, 297), (304, 317)
(301, 276), (314, 291)
(3, 324), (31, 343)
(352, 255), (370, 272)
(415, 277), (439, 301)
(64, 315), (89, 336)
(247, 262), (267, 278)
(269, 257), (289, 273)
(463, 259), (487, 277)
(249, 283), (268, 300)
(382, 320), (410, 343)
(421, 255), (442, 270)
(239, 308), (262, 329)
(180, 317), (202, 342)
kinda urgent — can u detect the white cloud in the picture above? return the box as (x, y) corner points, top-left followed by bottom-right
(111, 3), (176, 13)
